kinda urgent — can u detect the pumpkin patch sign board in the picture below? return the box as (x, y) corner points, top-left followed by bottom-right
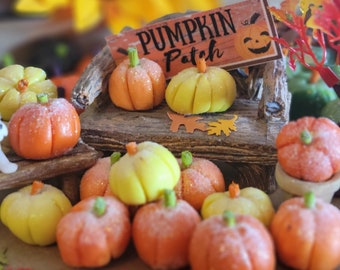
(106, 0), (281, 78)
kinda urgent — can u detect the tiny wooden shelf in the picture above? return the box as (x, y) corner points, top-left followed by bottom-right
(0, 141), (100, 203)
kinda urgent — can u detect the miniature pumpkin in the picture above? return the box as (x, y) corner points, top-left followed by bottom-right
(276, 116), (340, 182)
(80, 152), (120, 200)
(109, 141), (181, 205)
(8, 94), (80, 160)
(201, 181), (275, 226)
(234, 13), (275, 59)
(189, 211), (275, 270)
(165, 57), (236, 114)
(174, 150), (225, 210)
(132, 189), (201, 269)
(270, 191), (340, 270)
(0, 64), (58, 121)
(109, 47), (166, 111)
(0, 180), (72, 246)
(56, 196), (131, 268)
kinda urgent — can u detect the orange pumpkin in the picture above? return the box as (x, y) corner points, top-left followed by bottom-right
(276, 116), (340, 182)
(79, 152), (120, 200)
(8, 94), (80, 160)
(234, 13), (275, 60)
(189, 211), (275, 270)
(109, 47), (166, 111)
(132, 189), (201, 269)
(174, 150), (225, 210)
(56, 196), (131, 268)
(270, 191), (340, 270)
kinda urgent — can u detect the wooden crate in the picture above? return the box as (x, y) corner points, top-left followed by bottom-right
(73, 44), (291, 194)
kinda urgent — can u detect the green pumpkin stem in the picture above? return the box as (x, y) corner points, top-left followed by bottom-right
(223, 210), (236, 227)
(37, 93), (49, 103)
(93, 197), (107, 217)
(163, 189), (177, 208)
(300, 129), (313, 145)
(304, 191), (316, 209)
(181, 150), (193, 168)
(128, 47), (140, 68)
(110, 152), (121, 165)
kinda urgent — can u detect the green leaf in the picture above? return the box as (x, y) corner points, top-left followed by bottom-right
(0, 248), (8, 269)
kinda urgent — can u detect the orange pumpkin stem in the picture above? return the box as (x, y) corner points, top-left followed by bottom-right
(163, 189), (177, 208)
(17, 78), (29, 92)
(126, 142), (138, 155)
(197, 57), (207, 73)
(128, 47), (140, 68)
(228, 181), (240, 198)
(181, 150), (193, 169)
(110, 152), (121, 165)
(30, 180), (44, 195)
(222, 210), (236, 227)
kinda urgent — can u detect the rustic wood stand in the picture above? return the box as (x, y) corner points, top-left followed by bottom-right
(0, 141), (100, 204)
(74, 45), (291, 194)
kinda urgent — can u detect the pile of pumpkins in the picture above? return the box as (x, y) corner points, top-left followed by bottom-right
(1, 48), (340, 270)
(1, 138), (340, 270)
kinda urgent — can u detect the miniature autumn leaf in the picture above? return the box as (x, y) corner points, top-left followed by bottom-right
(207, 115), (238, 136)
(268, 5), (339, 87)
(280, 0), (299, 13)
(167, 112), (207, 133)
(314, 0), (340, 63)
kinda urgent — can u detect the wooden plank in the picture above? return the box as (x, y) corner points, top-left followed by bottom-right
(80, 92), (281, 165)
(0, 142), (100, 190)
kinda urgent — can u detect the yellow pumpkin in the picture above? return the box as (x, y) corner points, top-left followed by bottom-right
(234, 13), (275, 60)
(201, 181), (275, 226)
(0, 64), (57, 121)
(0, 180), (72, 246)
(109, 141), (181, 205)
(165, 58), (236, 115)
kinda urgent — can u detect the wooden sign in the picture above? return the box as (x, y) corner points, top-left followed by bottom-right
(105, 0), (282, 78)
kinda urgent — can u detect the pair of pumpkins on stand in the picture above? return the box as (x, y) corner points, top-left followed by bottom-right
(108, 47), (237, 115)
(0, 64), (81, 161)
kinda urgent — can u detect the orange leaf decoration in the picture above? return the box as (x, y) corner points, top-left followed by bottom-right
(167, 112), (207, 133)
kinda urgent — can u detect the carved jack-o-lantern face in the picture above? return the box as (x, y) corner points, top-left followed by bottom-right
(234, 13), (275, 60)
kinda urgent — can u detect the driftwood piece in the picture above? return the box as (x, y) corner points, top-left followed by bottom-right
(258, 58), (291, 121)
(72, 45), (115, 111)
(0, 141), (100, 190)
